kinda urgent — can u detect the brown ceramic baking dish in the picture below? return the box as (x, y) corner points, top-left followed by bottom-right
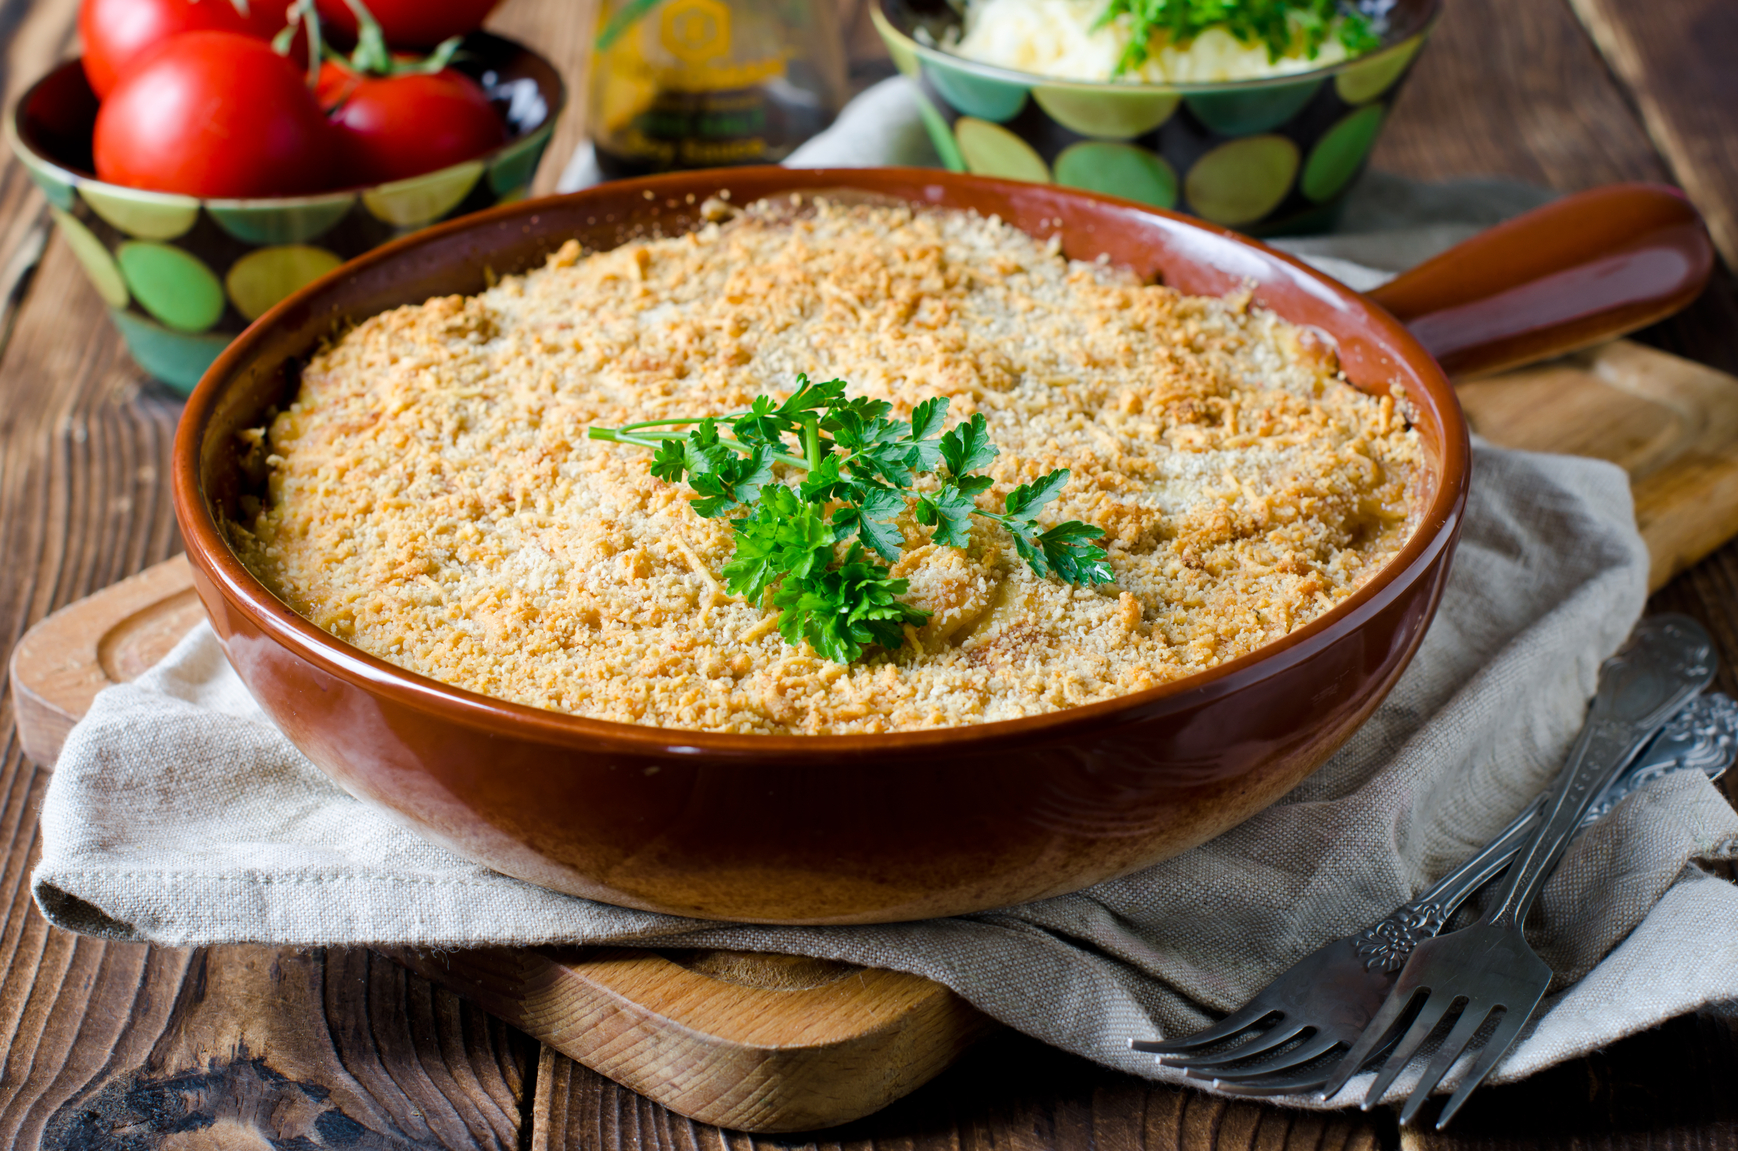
(170, 169), (1712, 924)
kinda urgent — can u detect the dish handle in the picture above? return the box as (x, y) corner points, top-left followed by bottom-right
(1364, 183), (1714, 378)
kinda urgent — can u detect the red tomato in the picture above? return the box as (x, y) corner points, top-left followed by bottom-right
(314, 58), (363, 110)
(93, 32), (334, 197)
(328, 70), (506, 184)
(79, 0), (290, 97)
(314, 0), (499, 49)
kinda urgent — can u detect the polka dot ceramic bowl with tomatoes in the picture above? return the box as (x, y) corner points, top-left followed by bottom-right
(874, 0), (1438, 235)
(7, 31), (564, 393)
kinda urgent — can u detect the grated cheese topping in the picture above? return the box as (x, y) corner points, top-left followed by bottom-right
(230, 198), (1424, 735)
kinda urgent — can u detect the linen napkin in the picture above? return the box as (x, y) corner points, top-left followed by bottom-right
(34, 85), (1738, 1105)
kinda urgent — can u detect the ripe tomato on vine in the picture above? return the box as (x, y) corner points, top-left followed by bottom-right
(92, 31), (335, 197)
(80, 0), (292, 97)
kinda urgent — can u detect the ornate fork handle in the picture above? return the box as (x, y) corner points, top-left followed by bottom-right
(1353, 815), (1535, 972)
(1482, 615), (1713, 928)
(1352, 674), (1734, 972)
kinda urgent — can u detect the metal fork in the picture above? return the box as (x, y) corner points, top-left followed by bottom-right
(1128, 688), (1736, 1096)
(1314, 614), (1715, 1128)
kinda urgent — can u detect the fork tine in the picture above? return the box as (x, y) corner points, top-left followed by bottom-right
(1318, 984), (1424, 1100)
(1131, 1002), (1280, 1055)
(1360, 993), (1461, 1109)
(1433, 1001), (1539, 1130)
(1213, 1030), (1410, 1096)
(1161, 1021), (1310, 1071)
(1398, 1002), (1496, 1126)
(1208, 1063), (1342, 1097)
(1200, 1032), (1341, 1081)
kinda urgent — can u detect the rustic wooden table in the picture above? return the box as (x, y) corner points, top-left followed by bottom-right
(3, 0), (1737, 1146)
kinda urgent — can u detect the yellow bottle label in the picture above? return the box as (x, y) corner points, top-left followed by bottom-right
(592, 0), (827, 176)
(660, 0), (730, 63)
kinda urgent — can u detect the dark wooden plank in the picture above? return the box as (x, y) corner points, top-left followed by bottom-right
(0, 0), (78, 111)
(1368, 0), (1668, 189)
(1566, 0), (1738, 268)
(1368, 0), (1738, 388)
(3, 945), (536, 1149)
(1406, 1009), (1738, 1146)
(533, 1031), (1394, 1151)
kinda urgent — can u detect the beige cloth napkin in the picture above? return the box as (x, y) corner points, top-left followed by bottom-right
(33, 104), (1738, 1102)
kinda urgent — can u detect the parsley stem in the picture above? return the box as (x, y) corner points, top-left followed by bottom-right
(616, 414), (747, 433)
(802, 415), (823, 474)
(586, 426), (807, 469)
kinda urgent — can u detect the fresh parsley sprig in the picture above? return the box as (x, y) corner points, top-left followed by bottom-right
(1096, 0), (1382, 75)
(586, 375), (1115, 663)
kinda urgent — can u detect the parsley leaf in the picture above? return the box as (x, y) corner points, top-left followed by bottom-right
(1038, 521), (1116, 584)
(650, 438), (690, 484)
(993, 469), (1115, 584)
(778, 373), (848, 421)
(590, 377), (1118, 663)
(939, 412), (998, 478)
(772, 546), (928, 663)
(1003, 468), (1070, 520)
(914, 485), (979, 549)
(688, 446), (771, 517)
(720, 486), (832, 602)
(731, 395), (793, 450)
(831, 485), (909, 562)
(906, 396), (949, 471)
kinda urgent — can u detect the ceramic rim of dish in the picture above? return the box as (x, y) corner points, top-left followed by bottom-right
(172, 166), (1471, 759)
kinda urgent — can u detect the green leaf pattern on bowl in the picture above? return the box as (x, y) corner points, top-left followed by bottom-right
(81, 184), (201, 240)
(226, 245), (346, 322)
(208, 196), (357, 245)
(363, 161), (487, 229)
(924, 64), (1029, 123)
(955, 117), (1051, 182)
(1185, 135), (1300, 225)
(50, 207), (128, 308)
(1033, 85), (1179, 140)
(1335, 35), (1424, 104)
(1184, 78), (1320, 135)
(1054, 141), (1177, 208)
(1302, 104), (1386, 203)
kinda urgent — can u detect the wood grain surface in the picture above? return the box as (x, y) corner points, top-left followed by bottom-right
(1459, 340), (1738, 590)
(0, 0), (1736, 1146)
(1564, 0), (1738, 270)
(391, 947), (995, 1132)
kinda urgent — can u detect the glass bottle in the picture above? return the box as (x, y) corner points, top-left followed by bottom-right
(588, 0), (848, 179)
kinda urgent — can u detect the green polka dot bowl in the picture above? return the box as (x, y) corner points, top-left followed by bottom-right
(6, 32), (565, 395)
(874, 0), (1438, 235)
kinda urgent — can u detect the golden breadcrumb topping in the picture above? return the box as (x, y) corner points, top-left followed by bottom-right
(230, 198), (1424, 734)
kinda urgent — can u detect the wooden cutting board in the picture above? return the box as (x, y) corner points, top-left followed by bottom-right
(12, 337), (1738, 1133)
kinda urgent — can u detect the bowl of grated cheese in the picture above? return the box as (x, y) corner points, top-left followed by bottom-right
(873, 0), (1439, 234)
